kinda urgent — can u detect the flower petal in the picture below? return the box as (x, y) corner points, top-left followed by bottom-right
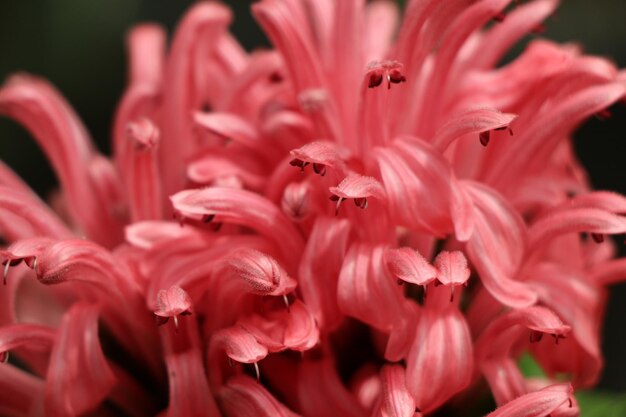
(219, 374), (303, 417)
(485, 383), (573, 417)
(434, 250), (471, 286)
(164, 348), (222, 417)
(464, 181), (538, 308)
(211, 325), (269, 364)
(406, 307), (473, 413)
(171, 187), (305, 271)
(378, 365), (416, 417)
(217, 248), (297, 296)
(160, 2), (232, 195)
(44, 303), (116, 417)
(338, 243), (406, 330)
(384, 247), (437, 286)
(154, 285), (192, 317)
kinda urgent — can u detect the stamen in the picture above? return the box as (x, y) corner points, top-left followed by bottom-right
(353, 198), (368, 209)
(269, 71), (284, 83)
(289, 158), (306, 170)
(0, 351), (8, 363)
(595, 109), (612, 121)
(366, 60), (406, 90)
(368, 72), (383, 89)
(254, 361), (261, 382)
(493, 12), (506, 23)
(3, 261), (9, 285)
(330, 194), (344, 216)
(283, 294), (290, 312)
(173, 315), (179, 332)
(591, 233), (604, 243)
(312, 163), (326, 176)
(202, 214), (216, 223)
(531, 23), (546, 35)
(529, 330), (544, 343)
(479, 131), (491, 147)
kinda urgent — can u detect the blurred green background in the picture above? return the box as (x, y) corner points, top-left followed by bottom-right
(0, 0), (625, 398)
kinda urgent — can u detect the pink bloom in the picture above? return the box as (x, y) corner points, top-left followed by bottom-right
(0, 0), (624, 416)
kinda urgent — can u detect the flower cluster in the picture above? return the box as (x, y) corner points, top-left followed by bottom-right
(0, 0), (625, 416)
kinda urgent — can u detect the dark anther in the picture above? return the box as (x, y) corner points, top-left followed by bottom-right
(368, 72), (384, 88)
(531, 23), (546, 35)
(595, 109), (612, 121)
(388, 69), (406, 85)
(354, 198), (368, 209)
(289, 158), (303, 167)
(493, 12), (506, 22)
(154, 315), (169, 326)
(312, 163), (327, 176)
(494, 126), (514, 136)
(202, 214), (215, 223)
(269, 71), (284, 83)
(591, 233), (604, 243)
(529, 330), (544, 343)
(479, 131), (491, 147)
(551, 334), (566, 344)
(329, 195), (340, 202)
(290, 158), (309, 172)
(210, 222), (223, 232)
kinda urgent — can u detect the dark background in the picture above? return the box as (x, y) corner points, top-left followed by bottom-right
(0, 0), (625, 392)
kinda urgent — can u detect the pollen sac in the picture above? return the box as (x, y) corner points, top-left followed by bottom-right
(493, 12), (506, 23)
(289, 158), (309, 171)
(368, 71), (384, 88)
(479, 131), (491, 147)
(366, 60), (407, 90)
(480, 125), (513, 146)
(289, 141), (342, 176)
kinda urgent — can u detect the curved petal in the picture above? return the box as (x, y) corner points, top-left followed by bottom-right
(338, 243), (406, 331)
(171, 187), (305, 270)
(384, 247), (437, 286)
(44, 303), (116, 417)
(164, 348), (221, 417)
(378, 365), (415, 417)
(464, 181), (537, 308)
(160, 2), (232, 195)
(298, 216), (350, 330)
(406, 307), (473, 413)
(485, 383), (573, 417)
(211, 325), (269, 364)
(216, 248), (297, 296)
(298, 357), (367, 417)
(219, 374), (302, 417)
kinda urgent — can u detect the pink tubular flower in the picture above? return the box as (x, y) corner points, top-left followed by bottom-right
(0, 0), (625, 416)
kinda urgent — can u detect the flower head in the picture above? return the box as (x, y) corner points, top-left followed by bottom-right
(0, 0), (624, 416)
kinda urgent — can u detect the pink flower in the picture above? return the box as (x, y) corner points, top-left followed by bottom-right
(0, 0), (624, 416)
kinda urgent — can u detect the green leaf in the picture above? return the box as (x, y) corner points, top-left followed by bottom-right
(518, 352), (546, 378)
(576, 391), (626, 417)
